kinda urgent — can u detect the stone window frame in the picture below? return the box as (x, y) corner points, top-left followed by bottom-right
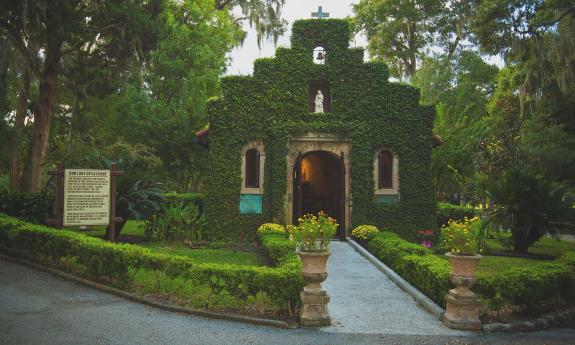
(241, 141), (265, 194)
(373, 148), (399, 195)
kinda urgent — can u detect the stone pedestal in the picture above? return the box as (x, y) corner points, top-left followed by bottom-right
(298, 251), (331, 326)
(442, 253), (482, 330)
(300, 286), (331, 326)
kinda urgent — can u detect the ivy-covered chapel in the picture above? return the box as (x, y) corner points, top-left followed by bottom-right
(200, 19), (437, 241)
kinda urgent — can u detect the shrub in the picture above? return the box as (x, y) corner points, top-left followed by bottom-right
(483, 169), (575, 254)
(0, 192), (53, 224)
(476, 261), (575, 311)
(258, 232), (297, 265)
(144, 201), (204, 242)
(257, 223), (286, 236)
(164, 193), (204, 214)
(351, 225), (379, 240)
(437, 202), (476, 228)
(397, 254), (450, 305)
(365, 230), (575, 311)
(368, 232), (429, 268)
(0, 214), (303, 312)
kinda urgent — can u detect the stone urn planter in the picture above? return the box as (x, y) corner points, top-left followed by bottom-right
(298, 250), (331, 326)
(288, 211), (337, 326)
(442, 252), (482, 330)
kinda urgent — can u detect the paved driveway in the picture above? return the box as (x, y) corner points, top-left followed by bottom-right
(1, 259), (574, 345)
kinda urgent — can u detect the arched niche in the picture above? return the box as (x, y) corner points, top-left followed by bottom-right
(313, 46), (327, 65)
(308, 79), (331, 113)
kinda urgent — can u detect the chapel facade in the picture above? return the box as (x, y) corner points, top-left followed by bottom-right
(200, 19), (437, 241)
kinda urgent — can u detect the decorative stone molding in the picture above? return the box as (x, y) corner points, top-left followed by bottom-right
(286, 133), (351, 233)
(241, 141), (265, 195)
(373, 149), (400, 196)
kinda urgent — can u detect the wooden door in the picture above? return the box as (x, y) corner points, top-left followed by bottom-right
(292, 152), (303, 225)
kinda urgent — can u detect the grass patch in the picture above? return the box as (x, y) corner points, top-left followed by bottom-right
(141, 242), (265, 267)
(67, 220), (265, 267)
(485, 231), (575, 257)
(131, 269), (278, 315)
(66, 220), (146, 238)
(477, 256), (543, 274)
(436, 254), (544, 274)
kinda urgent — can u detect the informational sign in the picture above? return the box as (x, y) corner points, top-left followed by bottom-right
(63, 169), (111, 226)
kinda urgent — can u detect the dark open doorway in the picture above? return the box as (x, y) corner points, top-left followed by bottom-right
(293, 150), (345, 238)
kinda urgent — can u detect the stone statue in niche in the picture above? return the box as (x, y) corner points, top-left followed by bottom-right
(315, 90), (324, 113)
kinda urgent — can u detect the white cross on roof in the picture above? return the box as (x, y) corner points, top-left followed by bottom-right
(311, 6), (329, 19)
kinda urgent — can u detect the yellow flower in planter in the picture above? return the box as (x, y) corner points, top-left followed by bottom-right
(440, 217), (482, 255)
(288, 211), (338, 252)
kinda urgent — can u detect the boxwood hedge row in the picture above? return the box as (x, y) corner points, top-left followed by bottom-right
(366, 231), (575, 311)
(0, 214), (304, 312)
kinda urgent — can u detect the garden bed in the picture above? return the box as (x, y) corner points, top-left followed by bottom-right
(0, 214), (304, 321)
(485, 231), (575, 258)
(360, 231), (575, 323)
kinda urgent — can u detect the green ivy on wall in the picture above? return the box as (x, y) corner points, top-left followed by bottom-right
(205, 19), (436, 241)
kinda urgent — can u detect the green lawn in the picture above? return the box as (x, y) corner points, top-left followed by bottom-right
(477, 255), (544, 274)
(68, 220), (265, 267)
(53, 220), (275, 315)
(434, 230), (575, 274)
(67, 220), (146, 238)
(141, 242), (264, 267)
(436, 254), (543, 274)
(485, 231), (575, 257)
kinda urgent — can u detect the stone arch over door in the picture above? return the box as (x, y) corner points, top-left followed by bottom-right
(286, 133), (351, 234)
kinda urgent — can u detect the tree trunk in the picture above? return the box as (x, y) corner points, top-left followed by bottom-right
(512, 228), (541, 254)
(0, 40), (8, 115)
(512, 238), (530, 255)
(9, 65), (31, 191)
(20, 39), (62, 193)
(406, 21), (417, 78)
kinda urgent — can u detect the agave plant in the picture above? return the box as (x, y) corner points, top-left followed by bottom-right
(483, 169), (575, 254)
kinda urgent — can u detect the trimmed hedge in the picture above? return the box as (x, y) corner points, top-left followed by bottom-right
(164, 192), (204, 214)
(259, 232), (297, 265)
(0, 214), (303, 312)
(476, 263), (575, 311)
(0, 192), (53, 224)
(437, 202), (476, 228)
(366, 231), (575, 311)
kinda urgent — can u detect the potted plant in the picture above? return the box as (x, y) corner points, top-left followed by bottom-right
(288, 211), (337, 326)
(440, 216), (482, 330)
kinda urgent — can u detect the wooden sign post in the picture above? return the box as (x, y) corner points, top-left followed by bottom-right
(47, 163), (124, 242)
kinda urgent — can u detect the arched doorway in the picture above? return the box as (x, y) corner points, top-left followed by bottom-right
(293, 150), (345, 238)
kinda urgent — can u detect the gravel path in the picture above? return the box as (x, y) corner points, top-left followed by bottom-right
(1, 258), (574, 345)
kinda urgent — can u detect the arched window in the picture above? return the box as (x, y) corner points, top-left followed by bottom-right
(241, 141), (265, 194)
(245, 149), (260, 188)
(378, 150), (393, 189)
(374, 149), (399, 195)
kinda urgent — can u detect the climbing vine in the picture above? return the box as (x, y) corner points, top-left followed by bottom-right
(205, 19), (436, 241)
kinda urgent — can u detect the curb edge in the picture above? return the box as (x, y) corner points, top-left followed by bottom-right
(0, 253), (293, 329)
